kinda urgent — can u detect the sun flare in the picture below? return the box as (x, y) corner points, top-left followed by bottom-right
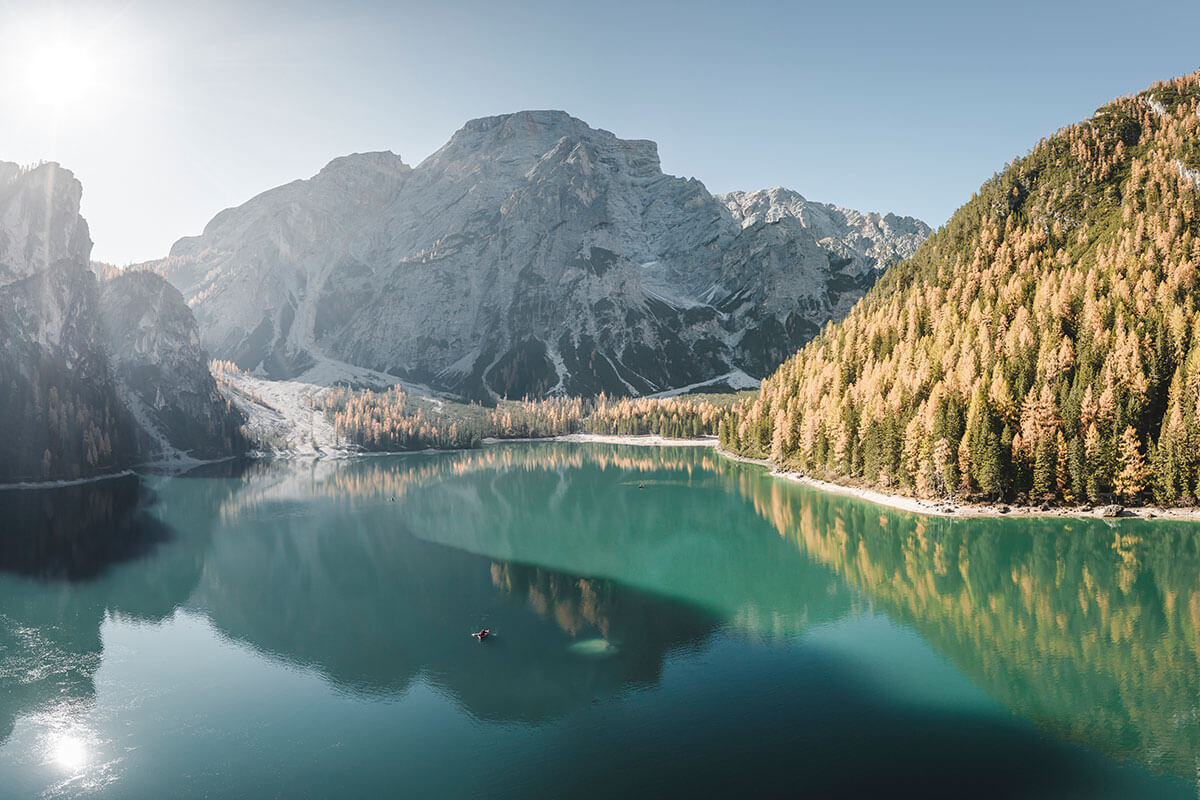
(21, 37), (102, 110)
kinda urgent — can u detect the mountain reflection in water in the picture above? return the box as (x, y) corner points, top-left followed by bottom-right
(752, 477), (1200, 780)
(0, 475), (168, 580)
(0, 443), (1198, 793)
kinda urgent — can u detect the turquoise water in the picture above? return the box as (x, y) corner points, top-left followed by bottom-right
(0, 443), (1197, 798)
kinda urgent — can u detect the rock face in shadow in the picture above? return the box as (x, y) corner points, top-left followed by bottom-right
(97, 270), (246, 461)
(153, 111), (929, 399)
(0, 161), (245, 481)
(0, 163), (137, 482)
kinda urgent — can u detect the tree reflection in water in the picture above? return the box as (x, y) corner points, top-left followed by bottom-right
(739, 466), (1200, 781)
(2, 443), (1199, 785)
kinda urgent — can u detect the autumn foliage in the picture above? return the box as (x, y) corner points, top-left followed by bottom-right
(321, 387), (734, 451)
(723, 72), (1200, 506)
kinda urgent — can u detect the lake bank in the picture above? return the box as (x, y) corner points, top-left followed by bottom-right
(771, 471), (1200, 522)
(501, 432), (1200, 522)
(484, 433), (720, 447)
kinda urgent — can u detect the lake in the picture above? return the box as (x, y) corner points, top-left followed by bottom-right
(1, 442), (1197, 798)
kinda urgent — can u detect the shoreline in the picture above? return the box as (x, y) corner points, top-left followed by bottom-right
(0, 469), (137, 491)
(712, 446), (1200, 522)
(483, 433), (719, 448)
(520, 433), (1200, 522)
(771, 472), (1200, 522)
(0, 453), (241, 491)
(9, 433), (1199, 521)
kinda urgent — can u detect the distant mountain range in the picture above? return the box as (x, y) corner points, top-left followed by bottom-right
(153, 110), (929, 400)
(0, 111), (931, 478)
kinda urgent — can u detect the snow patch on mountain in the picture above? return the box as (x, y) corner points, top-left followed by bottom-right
(154, 111), (930, 400)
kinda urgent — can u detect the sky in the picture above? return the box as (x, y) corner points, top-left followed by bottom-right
(1, 0), (1198, 266)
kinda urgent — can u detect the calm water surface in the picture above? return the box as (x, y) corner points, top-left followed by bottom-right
(1, 443), (1198, 798)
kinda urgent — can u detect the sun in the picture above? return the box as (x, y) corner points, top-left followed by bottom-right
(21, 36), (102, 111)
(6, 9), (149, 126)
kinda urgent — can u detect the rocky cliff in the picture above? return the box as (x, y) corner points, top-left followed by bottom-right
(98, 270), (246, 461)
(155, 111), (930, 400)
(0, 162), (137, 482)
(0, 161), (243, 482)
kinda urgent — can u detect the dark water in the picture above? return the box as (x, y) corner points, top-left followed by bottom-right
(0, 444), (1197, 798)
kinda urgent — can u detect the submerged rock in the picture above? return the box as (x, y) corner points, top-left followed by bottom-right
(567, 637), (619, 657)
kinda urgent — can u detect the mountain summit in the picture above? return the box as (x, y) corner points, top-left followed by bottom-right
(156, 111), (929, 400)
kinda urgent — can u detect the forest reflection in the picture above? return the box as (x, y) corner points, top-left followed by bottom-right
(289, 442), (1200, 779)
(4, 443), (1198, 782)
(740, 461), (1200, 781)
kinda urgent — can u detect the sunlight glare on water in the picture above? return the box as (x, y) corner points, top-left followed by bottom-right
(0, 444), (1196, 798)
(49, 732), (87, 770)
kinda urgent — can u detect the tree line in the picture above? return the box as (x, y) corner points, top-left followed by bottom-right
(320, 387), (734, 452)
(723, 73), (1200, 507)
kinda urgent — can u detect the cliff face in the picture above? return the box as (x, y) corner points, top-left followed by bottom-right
(155, 111), (929, 400)
(0, 162), (245, 482)
(0, 162), (137, 482)
(97, 270), (246, 461)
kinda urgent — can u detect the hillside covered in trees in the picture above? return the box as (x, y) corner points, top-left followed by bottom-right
(723, 71), (1200, 506)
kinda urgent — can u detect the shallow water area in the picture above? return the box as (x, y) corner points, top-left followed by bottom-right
(0, 443), (1197, 798)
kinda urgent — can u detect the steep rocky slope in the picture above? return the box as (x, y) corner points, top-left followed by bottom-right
(97, 270), (246, 461)
(0, 162), (244, 482)
(156, 111), (929, 400)
(0, 162), (137, 481)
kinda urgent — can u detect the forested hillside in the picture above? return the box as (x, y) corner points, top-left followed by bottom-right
(723, 72), (1200, 505)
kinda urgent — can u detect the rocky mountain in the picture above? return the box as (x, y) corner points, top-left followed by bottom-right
(155, 111), (929, 400)
(724, 71), (1200, 506)
(98, 269), (246, 461)
(0, 162), (137, 482)
(0, 161), (243, 482)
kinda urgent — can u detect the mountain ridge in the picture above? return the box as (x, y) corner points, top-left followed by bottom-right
(153, 110), (930, 400)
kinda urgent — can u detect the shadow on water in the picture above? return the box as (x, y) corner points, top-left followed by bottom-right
(0, 475), (170, 581)
(2, 443), (1199, 796)
(184, 504), (724, 722)
(176, 445), (859, 716)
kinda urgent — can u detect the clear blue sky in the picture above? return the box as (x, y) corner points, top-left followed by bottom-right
(2, 0), (1198, 265)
